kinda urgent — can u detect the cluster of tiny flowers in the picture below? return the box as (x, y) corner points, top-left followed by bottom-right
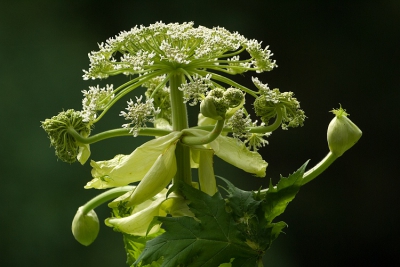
(159, 40), (191, 64)
(120, 96), (161, 137)
(252, 77), (306, 129)
(243, 125), (272, 151)
(227, 109), (271, 151)
(82, 22), (276, 80)
(179, 74), (212, 106)
(246, 40), (277, 73)
(81, 84), (114, 123)
(226, 56), (251, 74)
(143, 75), (171, 123)
(227, 108), (252, 139)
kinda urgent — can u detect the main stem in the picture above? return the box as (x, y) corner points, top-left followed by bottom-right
(169, 71), (192, 185)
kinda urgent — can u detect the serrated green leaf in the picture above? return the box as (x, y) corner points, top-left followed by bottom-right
(123, 231), (164, 267)
(262, 161), (308, 223)
(135, 182), (259, 267)
(218, 176), (261, 221)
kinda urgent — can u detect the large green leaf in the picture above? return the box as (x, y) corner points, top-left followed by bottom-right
(135, 183), (259, 267)
(133, 162), (308, 267)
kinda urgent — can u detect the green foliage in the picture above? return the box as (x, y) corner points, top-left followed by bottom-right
(132, 162), (308, 267)
(123, 232), (164, 267)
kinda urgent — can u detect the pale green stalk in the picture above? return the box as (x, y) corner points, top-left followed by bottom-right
(169, 71), (192, 185)
(301, 152), (338, 185)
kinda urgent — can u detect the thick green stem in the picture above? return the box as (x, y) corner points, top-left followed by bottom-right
(81, 186), (134, 215)
(301, 152), (338, 185)
(169, 71), (192, 185)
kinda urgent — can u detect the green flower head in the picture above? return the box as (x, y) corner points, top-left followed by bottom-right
(41, 109), (91, 163)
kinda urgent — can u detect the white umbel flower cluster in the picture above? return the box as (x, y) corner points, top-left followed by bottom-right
(83, 22), (277, 80)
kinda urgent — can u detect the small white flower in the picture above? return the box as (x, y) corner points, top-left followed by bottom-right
(120, 95), (161, 137)
(179, 74), (212, 106)
(81, 84), (114, 123)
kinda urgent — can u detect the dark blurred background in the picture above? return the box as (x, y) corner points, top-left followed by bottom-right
(1, 0), (399, 266)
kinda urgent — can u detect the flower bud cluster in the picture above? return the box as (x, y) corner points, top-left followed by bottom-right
(200, 88), (244, 120)
(41, 109), (91, 163)
(226, 109), (271, 151)
(252, 77), (305, 129)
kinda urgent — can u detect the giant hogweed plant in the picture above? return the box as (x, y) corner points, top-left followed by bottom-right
(42, 22), (362, 266)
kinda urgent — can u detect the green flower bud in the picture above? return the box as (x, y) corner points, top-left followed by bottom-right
(41, 109), (91, 163)
(327, 106), (362, 157)
(223, 88), (244, 108)
(71, 207), (99, 246)
(200, 96), (228, 120)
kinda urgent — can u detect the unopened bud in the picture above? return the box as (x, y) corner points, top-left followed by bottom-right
(200, 97), (227, 120)
(71, 207), (99, 246)
(327, 106), (362, 157)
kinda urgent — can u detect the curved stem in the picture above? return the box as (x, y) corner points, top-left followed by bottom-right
(301, 152), (338, 185)
(247, 107), (283, 133)
(181, 119), (225, 145)
(67, 127), (171, 144)
(81, 186), (134, 215)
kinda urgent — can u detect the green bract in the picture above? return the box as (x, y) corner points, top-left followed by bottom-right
(85, 131), (182, 189)
(106, 189), (168, 236)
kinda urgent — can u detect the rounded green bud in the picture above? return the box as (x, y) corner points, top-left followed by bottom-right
(253, 94), (276, 123)
(200, 96), (227, 120)
(223, 88), (244, 108)
(327, 107), (362, 157)
(71, 207), (100, 246)
(41, 109), (91, 163)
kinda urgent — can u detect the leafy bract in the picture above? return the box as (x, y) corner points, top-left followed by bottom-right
(85, 132), (181, 189)
(186, 129), (268, 177)
(262, 161), (308, 223)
